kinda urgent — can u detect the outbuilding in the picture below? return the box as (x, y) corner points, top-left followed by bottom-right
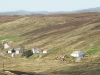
(71, 51), (85, 57)
(2, 40), (10, 49)
(43, 49), (50, 53)
(12, 53), (16, 57)
(32, 47), (42, 54)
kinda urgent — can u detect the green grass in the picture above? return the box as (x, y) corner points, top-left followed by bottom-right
(0, 36), (18, 41)
(86, 48), (100, 55)
(0, 35), (27, 41)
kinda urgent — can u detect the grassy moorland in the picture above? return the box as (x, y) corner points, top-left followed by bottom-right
(0, 12), (100, 75)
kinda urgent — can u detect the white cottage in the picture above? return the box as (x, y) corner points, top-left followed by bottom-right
(8, 49), (15, 53)
(2, 40), (10, 49)
(71, 51), (84, 57)
(43, 49), (50, 53)
(16, 48), (24, 54)
(32, 48), (42, 54)
(4, 43), (9, 49)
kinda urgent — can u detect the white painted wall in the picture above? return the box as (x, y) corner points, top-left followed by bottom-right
(71, 51), (84, 57)
(4, 43), (9, 49)
(32, 48), (42, 53)
(43, 50), (50, 53)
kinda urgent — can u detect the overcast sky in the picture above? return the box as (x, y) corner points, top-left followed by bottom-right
(0, 0), (100, 12)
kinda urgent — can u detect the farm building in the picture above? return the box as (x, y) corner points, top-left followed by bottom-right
(32, 47), (42, 53)
(8, 48), (15, 53)
(71, 51), (85, 57)
(16, 47), (24, 54)
(2, 40), (10, 49)
(43, 49), (50, 53)
(12, 53), (16, 57)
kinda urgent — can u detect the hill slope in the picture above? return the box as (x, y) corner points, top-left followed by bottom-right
(0, 12), (100, 75)
(0, 12), (100, 53)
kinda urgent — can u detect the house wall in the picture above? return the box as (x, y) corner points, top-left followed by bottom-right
(12, 53), (16, 57)
(16, 48), (23, 54)
(43, 50), (50, 53)
(43, 51), (47, 53)
(71, 54), (79, 57)
(4, 43), (9, 49)
(32, 48), (42, 53)
(8, 51), (12, 53)
(16, 51), (20, 54)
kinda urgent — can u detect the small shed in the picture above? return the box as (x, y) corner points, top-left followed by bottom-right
(71, 51), (84, 57)
(16, 48), (24, 54)
(43, 49), (50, 53)
(32, 48), (42, 54)
(12, 53), (16, 57)
(8, 48), (15, 53)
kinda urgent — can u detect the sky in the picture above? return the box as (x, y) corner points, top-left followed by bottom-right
(0, 0), (100, 12)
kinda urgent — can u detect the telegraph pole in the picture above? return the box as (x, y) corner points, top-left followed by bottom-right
(3, 61), (4, 71)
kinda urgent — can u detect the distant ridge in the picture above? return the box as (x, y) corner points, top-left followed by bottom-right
(74, 7), (100, 13)
(0, 10), (32, 16)
(0, 7), (100, 15)
(0, 10), (68, 16)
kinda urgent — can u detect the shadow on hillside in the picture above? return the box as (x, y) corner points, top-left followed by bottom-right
(3, 63), (100, 75)
(4, 70), (41, 75)
(51, 62), (100, 75)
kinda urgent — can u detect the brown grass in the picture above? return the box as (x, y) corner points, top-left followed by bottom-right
(0, 12), (100, 75)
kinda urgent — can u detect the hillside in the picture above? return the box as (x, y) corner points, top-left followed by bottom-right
(0, 12), (100, 75)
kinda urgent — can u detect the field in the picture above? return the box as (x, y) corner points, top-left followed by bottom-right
(0, 12), (100, 75)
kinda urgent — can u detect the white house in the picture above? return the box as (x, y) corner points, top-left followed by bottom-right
(16, 48), (24, 54)
(43, 49), (50, 53)
(71, 51), (84, 57)
(4, 43), (9, 49)
(32, 48), (42, 54)
(2, 40), (10, 49)
(8, 49), (15, 53)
